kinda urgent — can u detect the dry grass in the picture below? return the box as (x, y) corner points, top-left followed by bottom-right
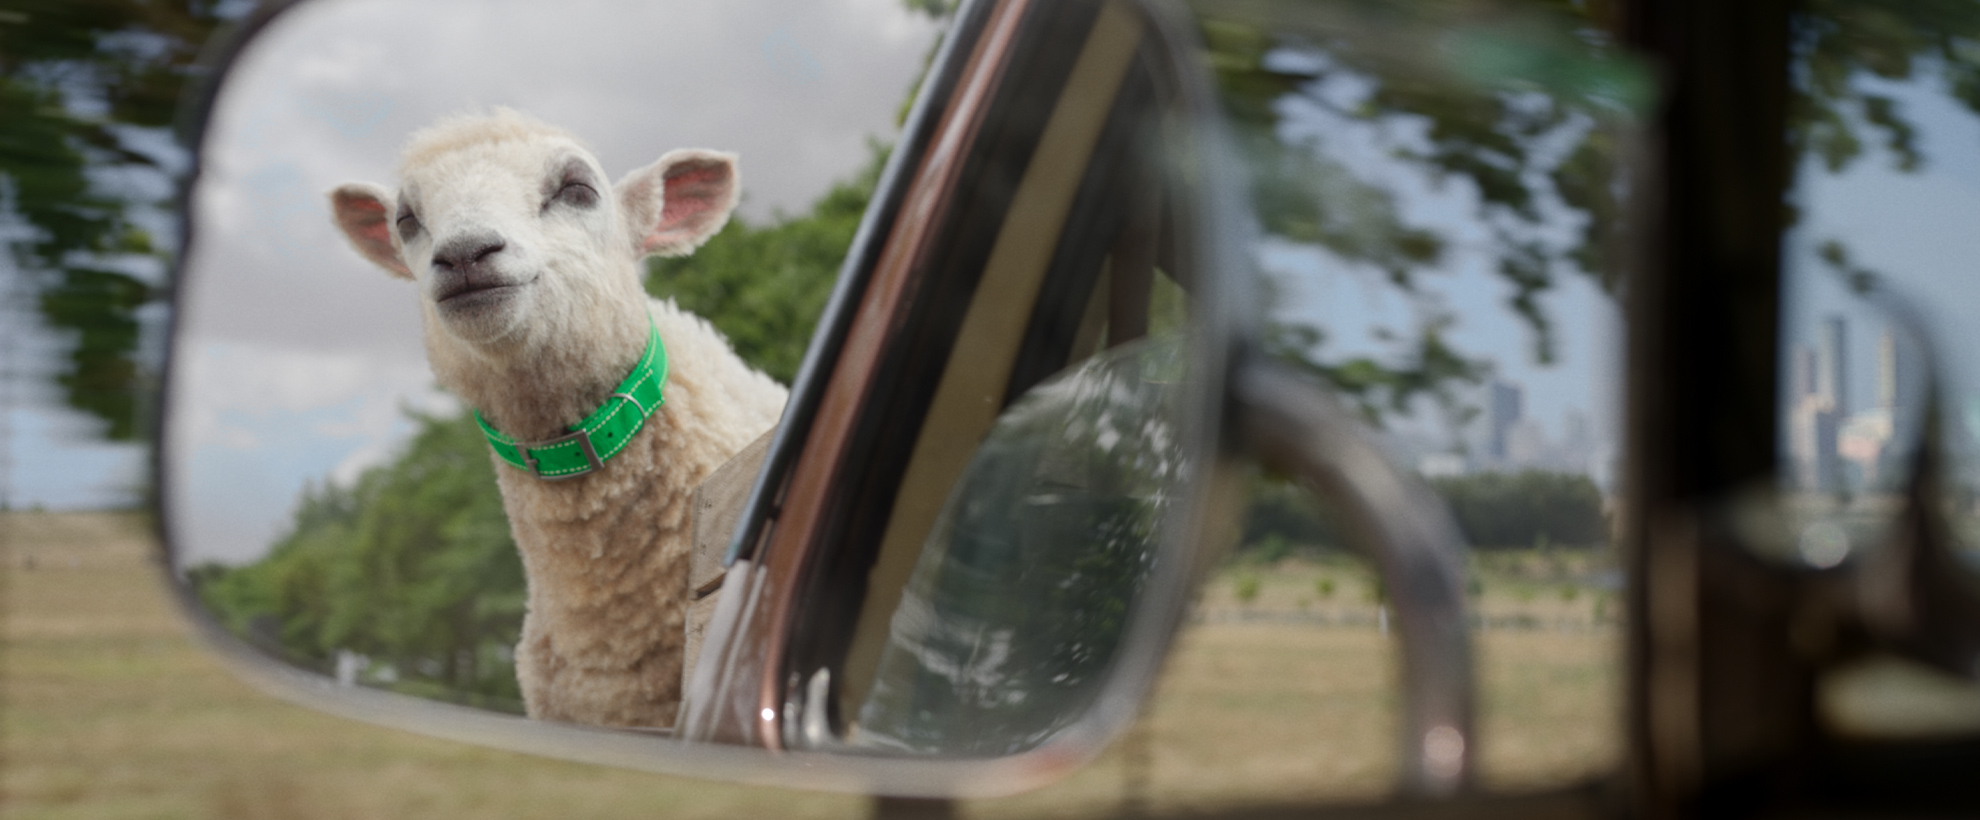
(3, 512), (869, 820)
(3, 513), (1620, 819)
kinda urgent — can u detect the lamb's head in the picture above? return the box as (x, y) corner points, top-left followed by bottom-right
(329, 110), (737, 356)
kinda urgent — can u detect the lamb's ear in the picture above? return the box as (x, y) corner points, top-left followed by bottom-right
(330, 183), (412, 279)
(617, 149), (739, 258)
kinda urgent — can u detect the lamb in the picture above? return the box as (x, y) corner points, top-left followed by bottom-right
(328, 109), (787, 728)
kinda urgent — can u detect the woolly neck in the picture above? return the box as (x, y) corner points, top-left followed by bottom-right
(475, 319), (667, 480)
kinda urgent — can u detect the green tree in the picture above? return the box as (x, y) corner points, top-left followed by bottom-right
(1790, 1), (1980, 179)
(1240, 473), (1346, 554)
(1428, 469), (1608, 549)
(1195, 0), (1980, 425)
(1200, 2), (1646, 425)
(196, 409), (527, 708)
(2, 1), (235, 439)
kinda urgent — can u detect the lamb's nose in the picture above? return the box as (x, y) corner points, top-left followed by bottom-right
(433, 234), (507, 270)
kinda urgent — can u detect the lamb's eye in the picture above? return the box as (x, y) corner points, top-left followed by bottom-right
(395, 205), (421, 240)
(554, 182), (598, 209)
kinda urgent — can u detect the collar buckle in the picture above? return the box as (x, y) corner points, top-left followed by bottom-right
(517, 429), (605, 480)
(480, 317), (665, 481)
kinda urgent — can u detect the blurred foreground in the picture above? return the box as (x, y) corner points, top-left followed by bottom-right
(3, 512), (1616, 819)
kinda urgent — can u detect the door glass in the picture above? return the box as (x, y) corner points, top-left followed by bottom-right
(855, 336), (1186, 755)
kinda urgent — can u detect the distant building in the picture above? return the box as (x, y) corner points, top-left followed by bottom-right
(1418, 452), (1468, 478)
(1879, 329), (1922, 471)
(1819, 315), (1849, 418)
(1790, 395), (1841, 492)
(1561, 410), (1591, 446)
(1785, 316), (1924, 495)
(1464, 378), (1612, 481)
(1785, 314), (1850, 494)
(1836, 330), (1921, 492)
(1838, 408), (1893, 489)
(1877, 331), (1904, 410)
(1506, 418), (1549, 467)
(1791, 345), (1817, 403)
(1488, 380), (1523, 464)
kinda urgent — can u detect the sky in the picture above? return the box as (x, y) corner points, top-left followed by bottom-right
(1782, 71), (1980, 437)
(1252, 50), (1627, 468)
(1253, 47), (1980, 486)
(154, 0), (942, 566)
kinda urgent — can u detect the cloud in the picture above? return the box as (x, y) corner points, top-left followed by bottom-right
(177, 0), (938, 358)
(165, 341), (456, 566)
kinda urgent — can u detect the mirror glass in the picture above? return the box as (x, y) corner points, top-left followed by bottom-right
(165, 0), (941, 720)
(853, 337), (1186, 755)
(1774, 2), (1980, 572)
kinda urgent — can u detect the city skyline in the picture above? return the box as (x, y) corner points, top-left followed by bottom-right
(1416, 376), (1616, 488)
(1785, 313), (1920, 495)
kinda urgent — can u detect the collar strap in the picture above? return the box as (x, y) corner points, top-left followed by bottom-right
(477, 320), (667, 480)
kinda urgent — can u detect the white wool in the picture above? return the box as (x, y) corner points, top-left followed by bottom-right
(330, 109), (785, 727)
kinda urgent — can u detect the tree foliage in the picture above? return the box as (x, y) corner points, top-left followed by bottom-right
(645, 144), (885, 384)
(1201, 1), (1645, 426)
(1240, 474), (1348, 555)
(1429, 469), (1608, 549)
(2, 0), (235, 440)
(1237, 468), (1608, 555)
(1197, 0), (1980, 427)
(192, 410), (528, 708)
(1791, 0), (1980, 178)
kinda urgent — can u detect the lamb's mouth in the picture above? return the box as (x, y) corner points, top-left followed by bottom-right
(434, 275), (535, 314)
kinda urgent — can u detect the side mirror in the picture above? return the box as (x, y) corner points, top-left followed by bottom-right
(162, 0), (1251, 795)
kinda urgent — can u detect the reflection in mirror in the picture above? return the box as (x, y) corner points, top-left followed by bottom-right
(1158, 0), (1638, 796)
(853, 337), (1185, 755)
(166, 0), (940, 727)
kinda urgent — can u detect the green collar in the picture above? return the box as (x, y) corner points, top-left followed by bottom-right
(476, 321), (667, 480)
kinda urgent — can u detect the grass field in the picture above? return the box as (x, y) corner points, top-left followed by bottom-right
(4, 512), (1619, 819)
